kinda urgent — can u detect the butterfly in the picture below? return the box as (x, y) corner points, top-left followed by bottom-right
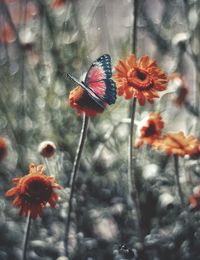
(67, 54), (117, 109)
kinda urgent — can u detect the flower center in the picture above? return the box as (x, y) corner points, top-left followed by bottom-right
(29, 180), (47, 193)
(127, 68), (153, 90)
(45, 144), (54, 154)
(144, 122), (157, 137)
(136, 69), (147, 81)
(23, 178), (52, 203)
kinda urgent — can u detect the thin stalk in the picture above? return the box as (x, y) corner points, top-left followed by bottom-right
(128, 97), (143, 242)
(64, 114), (89, 256)
(128, 0), (144, 242)
(22, 212), (31, 260)
(128, 97), (137, 195)
(132, 0), (139, 54)
(174, 155), (185, 208)
(44, 158), (51, 176)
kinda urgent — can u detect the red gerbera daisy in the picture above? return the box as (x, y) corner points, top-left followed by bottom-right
(114, 54), (168, 105)
(6, 163), (61, 219)
(69, 86), (105, 117)
(135, 112), (164, 148)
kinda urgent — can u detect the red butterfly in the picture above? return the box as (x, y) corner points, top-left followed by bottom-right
(67, 54), (117, 109)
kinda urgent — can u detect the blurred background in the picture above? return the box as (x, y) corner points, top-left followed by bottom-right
(0, 0), (200, 259)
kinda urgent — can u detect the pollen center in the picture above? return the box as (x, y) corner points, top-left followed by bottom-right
(23, 178), (53, 202)
(127, 68), (153, 90)
(29, 180), (46, 193)
(144, 122), (157, 137)
(136, 69), (147, 81)
(45, 145), (54, 154)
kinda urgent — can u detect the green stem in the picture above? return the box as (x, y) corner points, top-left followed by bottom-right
(128, 97), (143, 242)
(22, 212), (31, 260)
(128, 0), (144, 243)
(174, 155), (185, 208)
(132, 0), (139, 53)
(64, 114), (89, 256)
(128, 97), (137, 195)
(44, 158), (51, 176)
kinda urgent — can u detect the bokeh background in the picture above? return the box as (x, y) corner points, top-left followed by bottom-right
(0, 0), (200, 259)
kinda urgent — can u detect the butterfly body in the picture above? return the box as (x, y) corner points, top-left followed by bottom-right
(67, 54), (117, 111)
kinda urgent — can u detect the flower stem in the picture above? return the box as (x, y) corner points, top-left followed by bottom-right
(22, 212), (31, 260)
(44, 158), (51, 176)
(128, 97), (137, 195)
(64, 114), (89, 256)
(174, 155), (185, 208)
(132, 0), (139, 53)
(128, 0), (144, 243)
(128, 97), (144, 243)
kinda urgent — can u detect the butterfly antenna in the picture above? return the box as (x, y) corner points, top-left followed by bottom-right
(63, 73), (70, 80)
(63, 73), (71, 79)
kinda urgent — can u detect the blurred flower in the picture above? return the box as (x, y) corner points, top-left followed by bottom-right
(69, 86), (104, 117)
(159, 193), (174, 209)
(135, 112), (164, 148)
(114, 54), (168, 105)
(25, 1), (39, 18)
(189, 186), (200, 210)
(4, 1), (39, 27)
(169, 73), (188, 106)
(38, 141), (56, 158)
(0, 137), (7, 161)
(93, 216), (118, 241)
(172, 32), (190, 48)
(0, 22), (16, 43)
(6, 163), (61, 219)
(152, 131), (200, 157)
(51, 0), (65, 9)
(4, 0), (18, 3)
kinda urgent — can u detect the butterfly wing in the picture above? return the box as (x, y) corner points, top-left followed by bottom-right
(67, 73), (105, 108)
(84, 54), (117, 105)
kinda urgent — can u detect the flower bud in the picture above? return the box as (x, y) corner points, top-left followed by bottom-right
(38, 141), (56, 158)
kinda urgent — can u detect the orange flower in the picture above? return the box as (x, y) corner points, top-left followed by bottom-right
(174, 84), (188, 107)
(0, 137), (7, 161)
(152, 131), (200, 157)
(135, 112), (164, 148)
(69, 86), (105, 117)
(6, 163), (61, 219)
(169, 73), (188, 106)
(114, 54), (168, 105)
(189, 187), (200, 210)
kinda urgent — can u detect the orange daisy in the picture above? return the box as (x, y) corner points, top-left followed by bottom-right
(69, 86), (105, 117)
(169, 73), (188, 107)
(174, 83), (188, 107)
(135, 112), (164, 148)
(189, 187), (200, 210)
(0, 137), (7, 161)
(114, 54), (168, 105)
(152, 131), (200, 157)
(6, 163), (61, 219)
